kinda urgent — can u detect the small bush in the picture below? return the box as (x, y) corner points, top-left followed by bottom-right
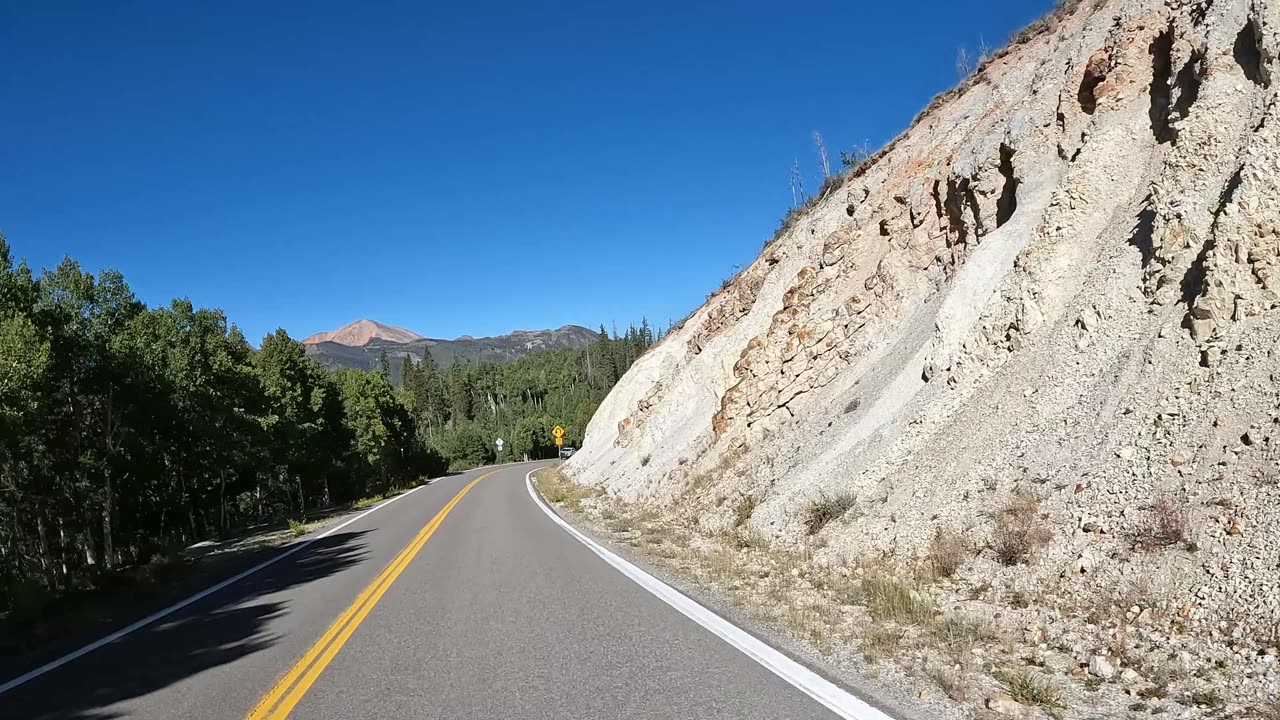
(1003, 670), (1064, 709)
(843, 398), (861, 414)
(288, 519), (308, 537)
(804, 491), (857, 535)
(733, 495), (757, 528)
(353, 495), (384, 510)
(640, 454), (651, 467)
(862, 573), (935, 625)
(926, 527), (968, 579)
(840, 147), (871, 171)
(1141, 494), (1190, 549)
(993, 490), (1052, 565)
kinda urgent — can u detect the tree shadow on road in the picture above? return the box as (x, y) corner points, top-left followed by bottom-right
(0, 530), (371, 720)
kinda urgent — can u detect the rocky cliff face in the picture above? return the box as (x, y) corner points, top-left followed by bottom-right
(566, 0), (1280, 703)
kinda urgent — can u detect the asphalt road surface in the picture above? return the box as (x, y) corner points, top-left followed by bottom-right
(0, 462), (850, 720)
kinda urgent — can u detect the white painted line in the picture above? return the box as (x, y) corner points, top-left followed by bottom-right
(0, 477), (438, 696)
(525, 469), (897, 720)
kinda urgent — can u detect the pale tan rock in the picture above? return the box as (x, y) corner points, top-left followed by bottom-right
(986, 693), (1027, 717)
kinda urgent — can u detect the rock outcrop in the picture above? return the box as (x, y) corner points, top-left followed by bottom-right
(567, 0), (1280, 707)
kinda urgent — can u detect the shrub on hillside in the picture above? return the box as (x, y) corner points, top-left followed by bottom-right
(992, 489), (1052, 565)
(803, 491), (857, 535)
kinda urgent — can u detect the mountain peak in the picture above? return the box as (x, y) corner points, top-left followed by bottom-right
(302, 319), (424, 347)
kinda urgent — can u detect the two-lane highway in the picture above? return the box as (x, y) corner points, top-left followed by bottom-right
(0, 463), (865, 720)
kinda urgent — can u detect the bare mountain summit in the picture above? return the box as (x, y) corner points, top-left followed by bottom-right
(302, 319), (425, 346)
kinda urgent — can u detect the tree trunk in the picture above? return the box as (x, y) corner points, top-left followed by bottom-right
(102, 470), (114, 571)
(219, 469), (227, 532)
(36, 514), (57, 591)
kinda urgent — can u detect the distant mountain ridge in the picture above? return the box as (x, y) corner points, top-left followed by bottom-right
(301, 320), (598, 373)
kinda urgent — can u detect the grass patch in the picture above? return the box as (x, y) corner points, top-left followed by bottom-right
(1002, 670), (1064, 709)
(993, 489), (1052, 565)
(288, 519), (308, 537)
(933, 614), (998, 653)
(353, 494), (384, 510)
(803, 491), (857, 535)
(861, 625), (906, 663)
(537, 466), (603, 512)
(862, 572), (934, 625)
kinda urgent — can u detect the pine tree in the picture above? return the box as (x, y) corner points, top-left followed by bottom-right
(378, 350), (391, 379)
(595, 324), (618, 388)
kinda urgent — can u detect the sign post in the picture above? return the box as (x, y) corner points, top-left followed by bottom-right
(552, 425), (565, 450)
(495, 437), (504, 454)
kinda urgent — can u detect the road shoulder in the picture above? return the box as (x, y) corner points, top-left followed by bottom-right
(528, 466), (956, 720)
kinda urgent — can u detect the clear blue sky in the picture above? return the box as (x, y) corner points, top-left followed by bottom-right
(1, 1), (1050, 344)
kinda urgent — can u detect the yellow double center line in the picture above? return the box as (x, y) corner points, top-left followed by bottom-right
(246, 470), (495, 720)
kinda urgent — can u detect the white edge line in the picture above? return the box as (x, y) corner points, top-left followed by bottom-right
(525, 468), (896, 720)
(0, 479), (435, 696)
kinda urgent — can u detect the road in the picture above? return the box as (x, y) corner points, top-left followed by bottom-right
(0, 463), (862, 720)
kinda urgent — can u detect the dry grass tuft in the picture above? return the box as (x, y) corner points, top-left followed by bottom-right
(1140, 494), (1190, 549)
(803, 491), (857, 535)
(993, 489), (1052, 565)
(925, 527), (969, 579)
(733, 495), (758, 528)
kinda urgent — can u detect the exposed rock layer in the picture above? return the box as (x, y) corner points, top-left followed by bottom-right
(567, 0), (1280, 706)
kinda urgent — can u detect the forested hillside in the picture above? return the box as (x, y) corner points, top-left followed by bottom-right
(403, 320), (657, 466)
(0, 237), (652, 617)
